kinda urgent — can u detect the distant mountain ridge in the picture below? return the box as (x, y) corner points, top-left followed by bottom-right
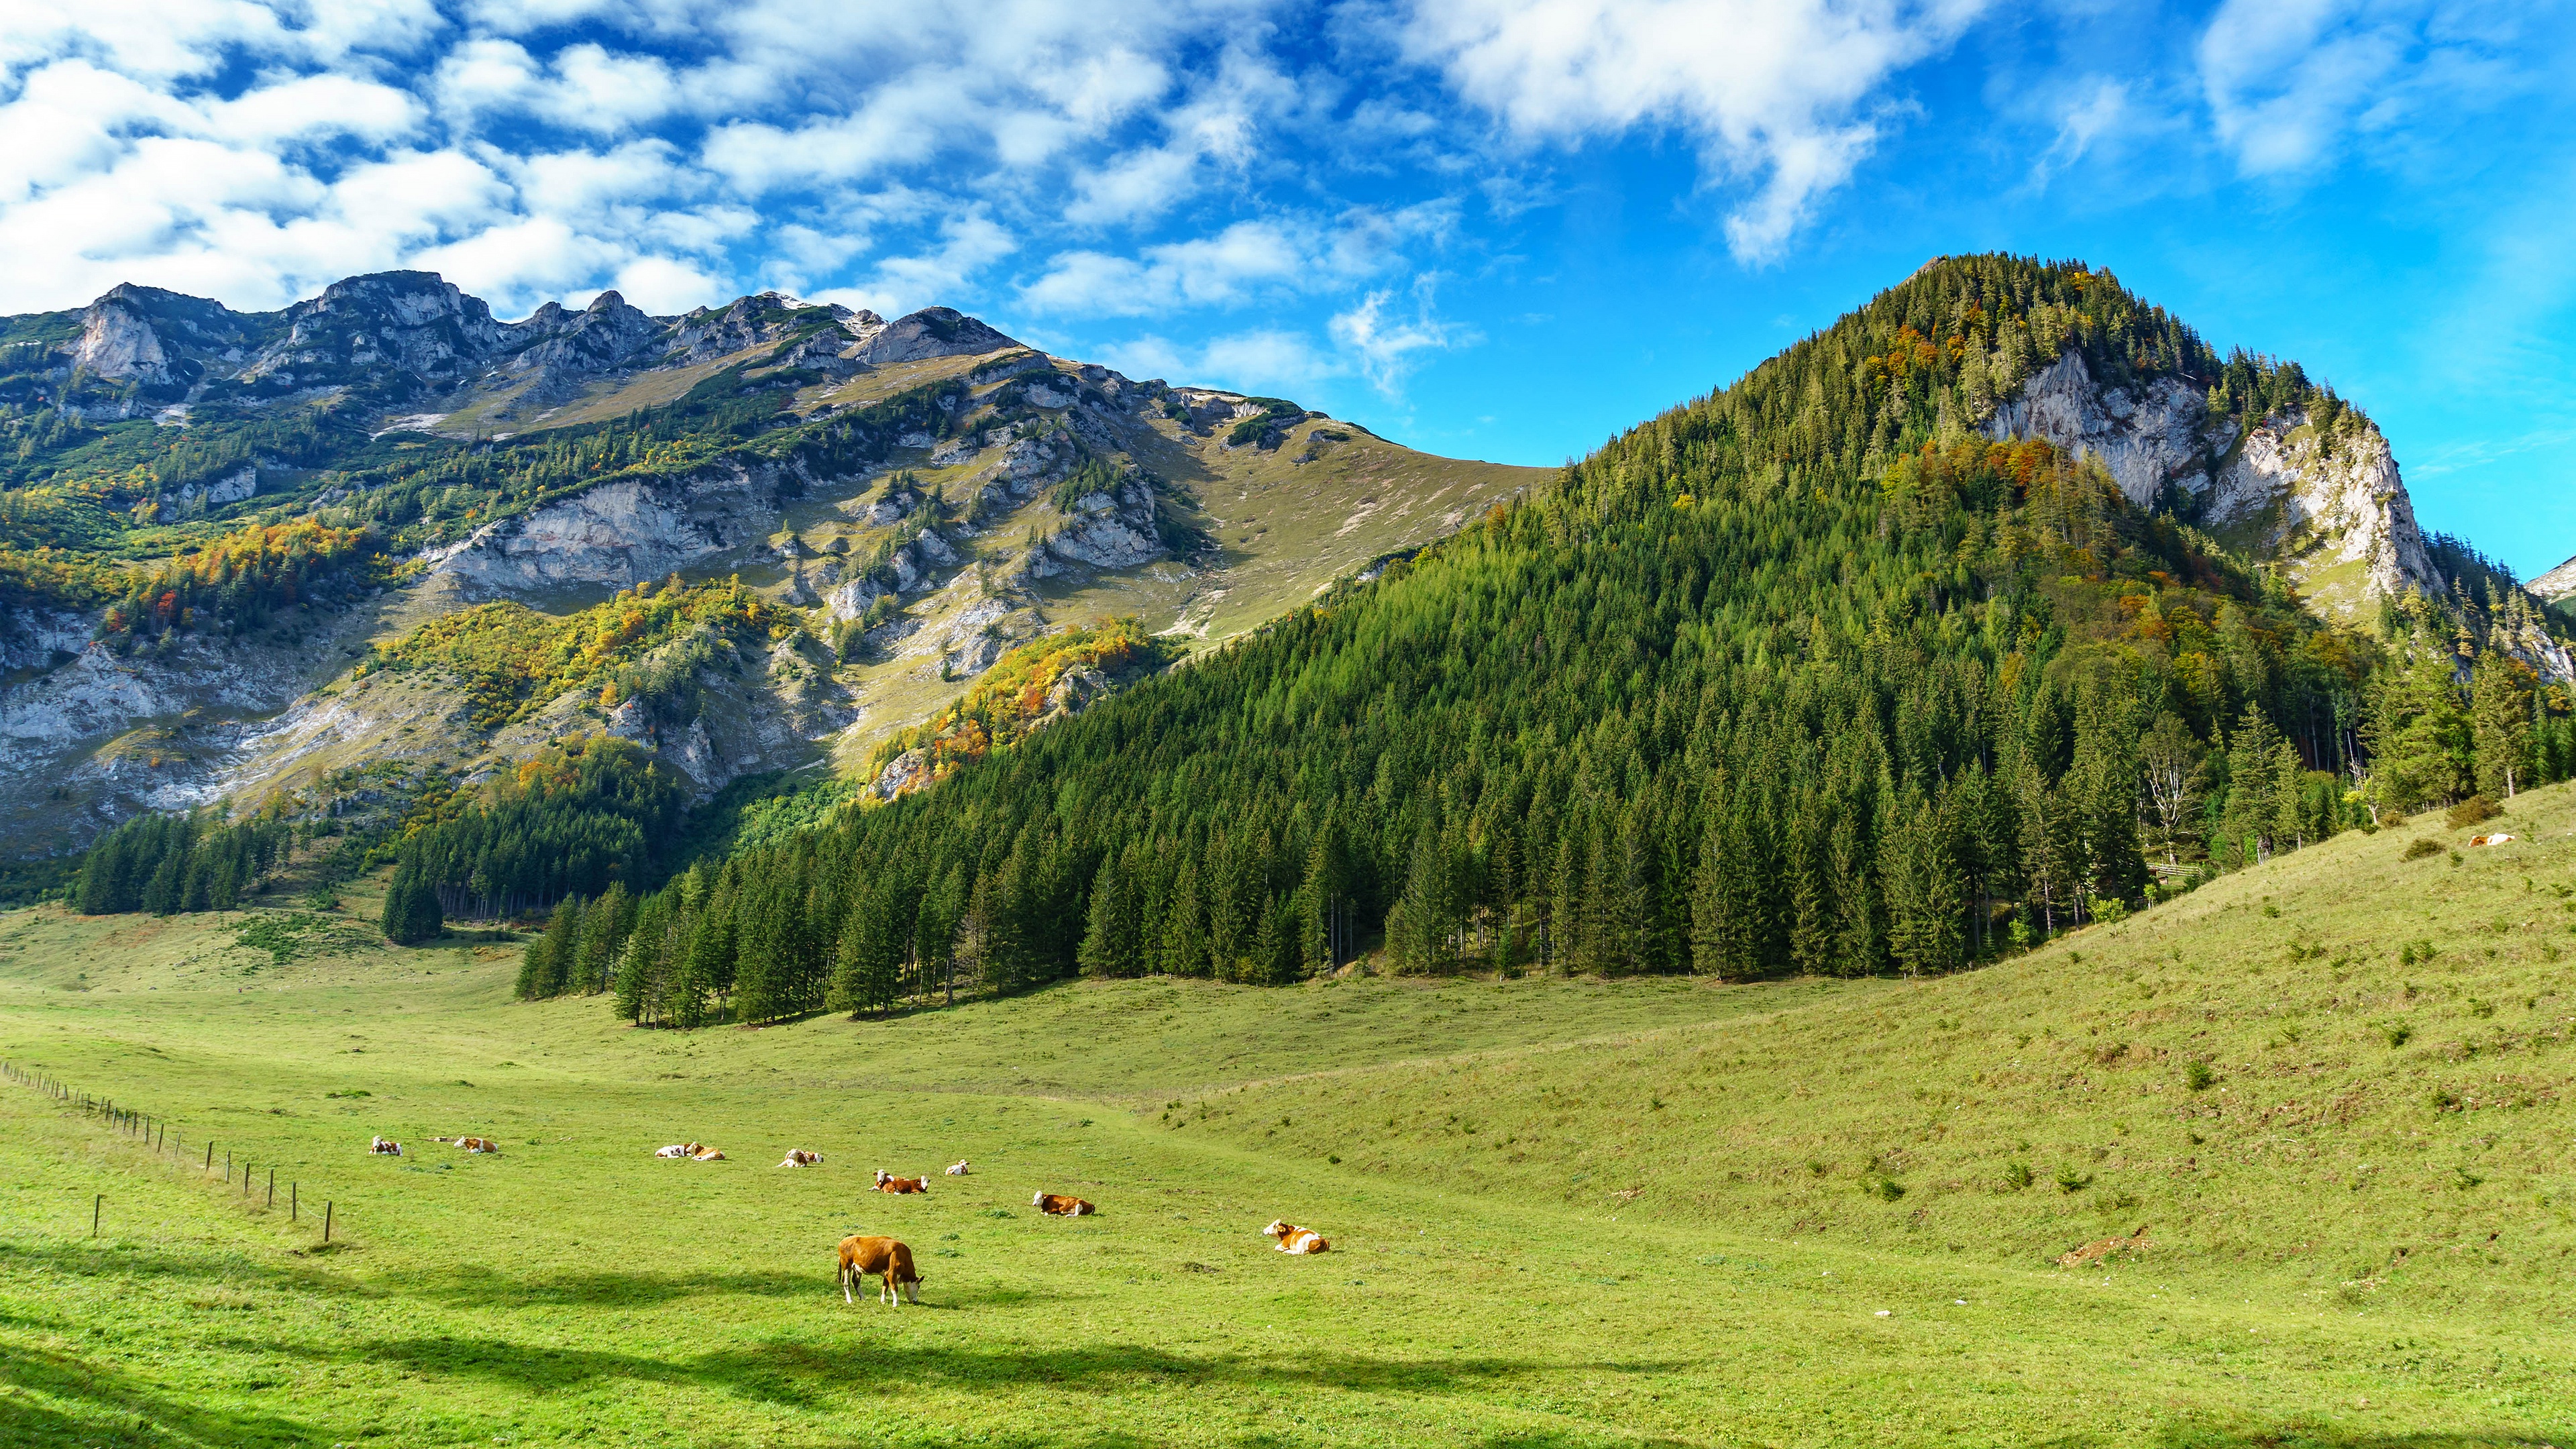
(0, 272), (1546, 867)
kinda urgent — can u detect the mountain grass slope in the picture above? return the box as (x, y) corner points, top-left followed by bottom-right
(1, 784), (2573, 1444)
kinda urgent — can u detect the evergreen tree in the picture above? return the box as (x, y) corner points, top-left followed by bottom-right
(2471, 652), (2536, 798)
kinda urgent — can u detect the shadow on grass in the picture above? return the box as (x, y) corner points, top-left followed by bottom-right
(2059, 1422), (2563, 1449)
(0, 1339), (337, 1448)
(254, 1330), (1681, 1410)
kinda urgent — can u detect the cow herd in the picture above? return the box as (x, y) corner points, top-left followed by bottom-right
(366, 1130), (1328, 1305)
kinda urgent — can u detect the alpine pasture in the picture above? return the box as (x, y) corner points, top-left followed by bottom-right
(7, 791), (2576, 1445)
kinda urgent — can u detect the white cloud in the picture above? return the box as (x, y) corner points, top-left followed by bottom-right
(612, 253), (724, 314)
(210, 74), (423, 145)
(815, 212), (1016, 316)
(2196, 0), (2539, 178)
(1019, 211), (1434, 318)
(1402, 0), (1988, 261)
(1197, 328), (1341, 393)
(1330, 281), (1474, 392)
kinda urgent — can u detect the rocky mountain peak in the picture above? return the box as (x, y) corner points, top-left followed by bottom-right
(855, 307), (1019, 366)
(1984, 345), (2436, 619)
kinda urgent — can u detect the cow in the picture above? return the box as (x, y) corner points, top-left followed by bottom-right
(779, 1149), (823, 1167)
(368, 1136), (402, 1156)
(692, 1147), (727, 1161)
(2058, 1225), (2151, 1268)
(1264, 1220), (1329, 1254)
(945, 1161), (971, 1176)
(836, 1234), (922, 1305)
(654, 1143), (701, 1159)
(1032, 1192), (1094, 1216)
(875, 1171), (930, 1194)
(2472, 833), (2517, 847)
(451, 1136), (499, 1154)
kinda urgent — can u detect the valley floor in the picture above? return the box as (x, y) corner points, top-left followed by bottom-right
(8, 795), (2576, 1445)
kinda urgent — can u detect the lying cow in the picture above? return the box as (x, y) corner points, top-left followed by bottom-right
(837, 1234), (922, 1305)
(874, 1171), (930, 1194)
(2472, 833), (2517, 847)
(1032, 1191), (1094, 1216)
(368, 1136), (402, 1156)
(654, 1142), (702, 1159)
(1264, 1220), (1329, 1254)
(778, 1148), (823, 1168)
(945, 1160), (970, 1176)
(452, 1136), (499, 1155)
(692, 1147), (727, 1161)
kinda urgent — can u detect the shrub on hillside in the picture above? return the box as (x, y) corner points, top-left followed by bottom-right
(2402, 837), (2444, 861)
(2447, 795), (2501, 829)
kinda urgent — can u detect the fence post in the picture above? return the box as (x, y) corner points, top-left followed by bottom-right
(267, 1169), (274, 1208)
(291, 1183), (298, 1222)
(323, 1201), (332, 1244)
(205, 1140), (214, 1170)
(91, 1194), (101, 1237)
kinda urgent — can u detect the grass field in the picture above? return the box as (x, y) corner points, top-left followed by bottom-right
(7, 796), (2576, 1444)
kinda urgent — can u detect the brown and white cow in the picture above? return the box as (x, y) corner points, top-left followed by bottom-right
(874, 1171), (930, 1194)
(369, 1136), (402, 1156)
(945, 1160), (971, 1175)
(692, 1147), (727, 1161)
(1264, 1220), (1328, 1254)
(1032, 1191), (1094, 1216)
(778, 1149), (823, 1168)
(837, 1234), (922, 1305)
(654, 1142), (701, 1159)
(452, 1136), (500, 1155)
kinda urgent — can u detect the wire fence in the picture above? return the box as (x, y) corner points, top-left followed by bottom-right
(3, 1058), (339, 1246)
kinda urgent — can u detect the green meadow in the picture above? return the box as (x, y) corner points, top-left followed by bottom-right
(7, 792), (2576, 1445)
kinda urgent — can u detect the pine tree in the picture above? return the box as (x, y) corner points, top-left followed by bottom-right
(2471, 651), (2536, 798)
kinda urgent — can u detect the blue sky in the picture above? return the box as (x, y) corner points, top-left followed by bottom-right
(3, 1), (2571, 571)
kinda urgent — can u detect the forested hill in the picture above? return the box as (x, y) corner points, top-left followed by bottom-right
(517, 254), (2576, 1024)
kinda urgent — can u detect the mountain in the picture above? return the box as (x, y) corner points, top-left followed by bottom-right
(502, 253), (2576, 1024)
(0, 274), (1546, 867)
(17, 254), (2576, 949)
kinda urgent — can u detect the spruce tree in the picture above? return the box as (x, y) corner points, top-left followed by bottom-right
(2470, 652), (2535, 799)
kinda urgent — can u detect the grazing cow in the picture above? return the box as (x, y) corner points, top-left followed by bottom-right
(778, 1149), (823, 1168)
(1032, 1192), (1094, 1216)
(945, 1161), (970, 1176)
(368, 1136), (402, 1156)
(2057, 1225), (2151, 1268)
(654, 1143), (701, 1159)
(692, 1147), (727, 1161)
(836, 1234), (922, 1305)
(1263, 1220), (1329, 1254)
(875, 1171), (930, 1194)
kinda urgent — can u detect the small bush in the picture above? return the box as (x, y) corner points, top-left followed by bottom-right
(1863, 1176), (1907, 1202)
(2055, 1167), (2094, 1193)
(2447, 795), (2501, 829)
(2381, 1022), (2414, 1048)
(2003, 1161), (2035, 1191)
(2183, 1060), (2215, 1091)
(2402, 837), (2444, 861)
(2426, 1087), (2459, 1111)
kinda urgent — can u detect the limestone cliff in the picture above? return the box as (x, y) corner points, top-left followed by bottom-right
(1987, 349), (2436, 619)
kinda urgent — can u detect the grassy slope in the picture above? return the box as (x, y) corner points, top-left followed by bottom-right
(4, 798), (2575, 1444)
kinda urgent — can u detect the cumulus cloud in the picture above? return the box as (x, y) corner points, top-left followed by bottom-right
(2193, 0), (2544, 180)
(1401, 0), (1988, 261)
(1330, 281), (1474, 392)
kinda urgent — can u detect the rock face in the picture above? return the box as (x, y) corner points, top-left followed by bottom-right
(424, 463), (792, 598)
(1986, 349), (2436, 616)
(2530, 555), (2576, 602)
(855, 307), (1017, 366)
(496, 290), (662, 386)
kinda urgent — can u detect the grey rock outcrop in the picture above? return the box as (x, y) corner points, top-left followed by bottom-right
(423, 462), (790, 597)
(1986, 348), (2436, 617)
